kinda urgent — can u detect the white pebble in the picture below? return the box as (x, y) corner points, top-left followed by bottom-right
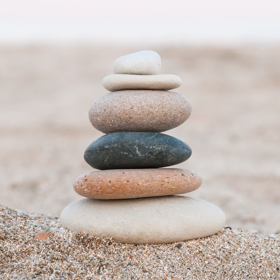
(113, 50), (161, 75)
(60, 196), (225, 244)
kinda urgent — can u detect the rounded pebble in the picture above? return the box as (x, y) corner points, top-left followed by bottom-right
(74, 168), (202, 199)
(84, 132), (192, 170)
(102, 74), (182, 92)
(34, 232), (50, 241)
(113, 50), (161, 75)
(60, 196), (226, 244)
(89, 90), (192, 133)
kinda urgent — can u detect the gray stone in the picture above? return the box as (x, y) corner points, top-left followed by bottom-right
(84, 132), (192, 170)
(89, 90), (192, 133)
(113, 50), (161, 75)
(60, 196), (226, 244)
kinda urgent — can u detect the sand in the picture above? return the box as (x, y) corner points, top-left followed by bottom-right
(0, 44), (280, 277)
(1, 205), (279, 279)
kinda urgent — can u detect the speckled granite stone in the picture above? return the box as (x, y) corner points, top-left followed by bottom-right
(102, 74), (182, 91)
(74, 168), (202, 199)
(89, 90), (192, 133)
(60, 196), (226, 244)
(113, 50), (161, 75)
(84, 132), (192, 170)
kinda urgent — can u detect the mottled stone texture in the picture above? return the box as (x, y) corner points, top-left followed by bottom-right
(74, 168), (202, 199)
(102, 74), (182, 91)
(84, 132), (192, 170)
(89, 90), (192, 133)
(113, 50), (161, 75)
(60, 196), (226, 244)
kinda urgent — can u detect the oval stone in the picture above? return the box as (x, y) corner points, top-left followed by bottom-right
(89, 90), (192, 133)
(84, 132), (192, 170)
(113, 50), (161, 75)
(60, 196), (226, 244)
(102, 74), (182, 92)
(74, 168), (202, 199)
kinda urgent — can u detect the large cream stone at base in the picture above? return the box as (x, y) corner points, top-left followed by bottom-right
(60, 196), (226, 244)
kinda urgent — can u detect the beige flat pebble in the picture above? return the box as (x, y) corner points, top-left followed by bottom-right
(89, 90), (191, 133)
(113, 50), (161, 75)
(74, 168), (202, 199)
(60, 196), (226, 244)
(102, 74), (182, 91)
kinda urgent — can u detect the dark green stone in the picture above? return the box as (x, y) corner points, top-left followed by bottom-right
(84, 132), (192, 170)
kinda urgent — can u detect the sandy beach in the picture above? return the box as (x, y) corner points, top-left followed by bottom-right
(1, 205), (280, 279)
(0, 44), (280, 278)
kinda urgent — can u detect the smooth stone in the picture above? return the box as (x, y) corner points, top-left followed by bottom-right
(60, 196), (226, 244)
(74, 168), (202, 199)
(102, 74), (182, 92)
(113, 50), (161, 75)
(89, 90), (192, 133)
(84, 132), (192, 170)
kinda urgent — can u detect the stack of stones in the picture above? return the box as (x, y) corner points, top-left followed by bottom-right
(60, 51), (226, 244)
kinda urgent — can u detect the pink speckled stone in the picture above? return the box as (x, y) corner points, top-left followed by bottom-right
(88, 90), (192, 133)
(73, 168), (202, 199)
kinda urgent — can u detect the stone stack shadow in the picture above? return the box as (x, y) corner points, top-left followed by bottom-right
(60, 51), (225, 244)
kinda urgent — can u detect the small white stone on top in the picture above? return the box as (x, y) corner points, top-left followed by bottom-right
(113, 50), (161, 75)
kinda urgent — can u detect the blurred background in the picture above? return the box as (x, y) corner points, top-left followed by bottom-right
(0, 0), (280, 234)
